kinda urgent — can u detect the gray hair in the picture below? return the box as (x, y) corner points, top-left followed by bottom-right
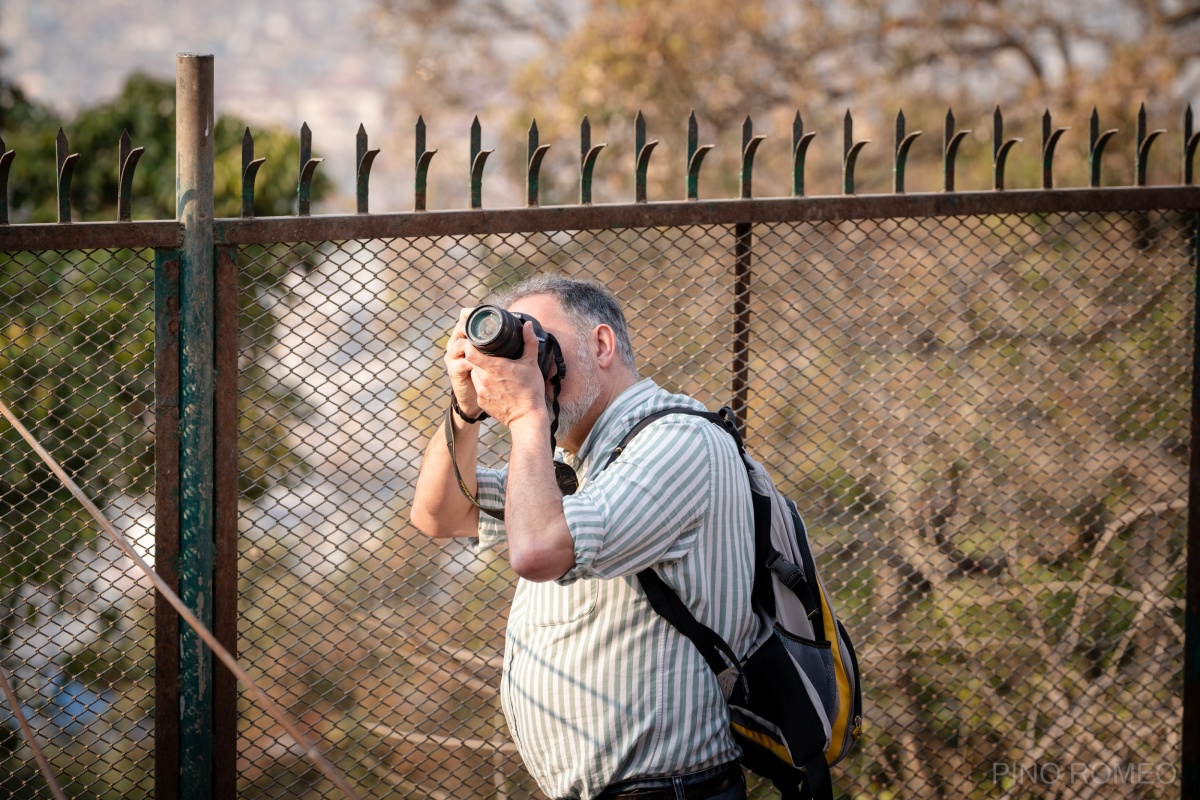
(486, 274), (638, 374)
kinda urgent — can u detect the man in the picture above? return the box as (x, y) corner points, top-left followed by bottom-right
(411, 275), (764, 800)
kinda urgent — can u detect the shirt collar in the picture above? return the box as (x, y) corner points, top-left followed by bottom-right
(564, 378), (659, 475)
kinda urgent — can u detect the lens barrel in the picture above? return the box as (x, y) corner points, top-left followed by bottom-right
(466, 305), (526, 359)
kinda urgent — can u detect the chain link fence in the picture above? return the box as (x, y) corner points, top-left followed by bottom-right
(225, 210), (1191, 799)
(0, 211), (1191, 799)
(1, 247), (157, 799)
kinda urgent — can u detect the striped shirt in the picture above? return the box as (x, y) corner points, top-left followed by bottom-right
(474, 379), (763, 800)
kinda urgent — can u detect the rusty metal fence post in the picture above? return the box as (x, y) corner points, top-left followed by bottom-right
(176, 53), (216, 800)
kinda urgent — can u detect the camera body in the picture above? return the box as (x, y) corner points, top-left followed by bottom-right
(465, 305), (561, 379)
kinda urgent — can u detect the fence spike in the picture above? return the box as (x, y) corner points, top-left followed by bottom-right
(579, 116), (606, 205)
(469, 116), (493, 209)
(117, 128), (144, 222)
(1088, 107), (1118, 188)
(526, 119), (551, 208)
(893, 109), (922, 194)
(0, 136), (14, 225)
(414, 115), (438, 212)
(1040, 109), (1069, 190)
(842, 110), (870, 195)
(634, 111), (658, 203)
(943, 108), (970, 192)
(297, 122), (323, 217)
(1135, 103), (1165, 187)
(739, 116), (766, 200)
(55, 128), (79, 223)
(792, 111), (816, 197)
(356, 123), (381, 215)
(685, 110), (714, 201)
(240, 128), (266, 219)
(992, 106), (1022, 191)
(1186, 105), (1199, 186)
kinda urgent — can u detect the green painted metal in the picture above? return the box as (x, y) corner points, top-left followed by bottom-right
(469, 116), (493, 209)
(992, 106), (1022, 191)
(356, 124), (380, 214)
(297, 122), (323, 216)
(685, 110), (713, 201)
(892, 110), (921, 195)
(1136, 105), (1166, 187)
(55, 128), (79, 223)
(0, 138), (14, 225)
(1186, 106), (1198, 186)
(414, 116), (437, 212)
(791, 113), (815, 197)
(118, 129), (145, 222)
(635, 111), (657, 203)
(842, 110), (869, 196)
(176, 53), (215, 800)
(526, 120), (550, 208)
(942, 110), (970, 193)
(240, 128), (265, 219)
(739, 116), (766, 200)
(1089, 108), (1118, 188)
(1040, 110), (1069, 190)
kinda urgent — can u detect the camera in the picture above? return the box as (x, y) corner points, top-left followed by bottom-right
(465, 305), (560, 379)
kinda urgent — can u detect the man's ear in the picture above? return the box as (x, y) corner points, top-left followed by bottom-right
(594, 324), (618, 368)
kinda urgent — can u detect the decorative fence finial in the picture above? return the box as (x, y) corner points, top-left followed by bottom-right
(634, 111), (658, 204)
(0, 136), (13, 225)
(943, 109), (970, 192)
(414, 116), (437, 212)
(526, 120), (551, 207)
(117, 129), (144, 222)
(992, 106), (1021, 191)
(1186, 105), (1199, 186)
(579, 116), (606, 205)
(893, 110), (921, 194)
(241, 128), (266, 219)
(297, 122), (323, 217)
(356, 124), (381, 215)
(739, 116), (766, 199)
(792, 112), (815, 197)
(1041, 110), (1069, 190)
(842, 110), (870, 195)
(1089, 107), (1118, 188)
(686, 110), (714, 201)
(469, 116), (493, 210)
(1135, 103), (1165, 187)
(56, 128), (80, 223)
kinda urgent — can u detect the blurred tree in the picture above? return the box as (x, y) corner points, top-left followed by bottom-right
(369, 0), (1200, 198)
(0, 73), (329, 652)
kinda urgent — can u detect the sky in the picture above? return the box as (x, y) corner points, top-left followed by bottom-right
(0, 0), (414, 212)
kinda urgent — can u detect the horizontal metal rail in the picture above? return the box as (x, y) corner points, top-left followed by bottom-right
(0, 220), (181, 252)
(214, 186), (1200, 244)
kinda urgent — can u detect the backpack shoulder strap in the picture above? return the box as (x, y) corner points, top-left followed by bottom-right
(601, 407), (740, 472)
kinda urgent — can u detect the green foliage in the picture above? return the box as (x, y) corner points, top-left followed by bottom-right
(0, 74), (328, 650)
(2, 72), (330, 222)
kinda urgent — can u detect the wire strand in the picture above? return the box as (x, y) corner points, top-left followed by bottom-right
(0, 396), (363, 800)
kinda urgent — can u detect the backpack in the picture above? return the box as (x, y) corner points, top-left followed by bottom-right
(600, 407), (863, 800)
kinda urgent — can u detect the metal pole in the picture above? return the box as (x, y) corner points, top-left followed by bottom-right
(176, 52), (215, 800)
(731, 222), (752, 433)
(1185, 209), (1200, 800)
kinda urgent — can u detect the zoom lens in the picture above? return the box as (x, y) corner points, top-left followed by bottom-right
(466, 305), (525, 359)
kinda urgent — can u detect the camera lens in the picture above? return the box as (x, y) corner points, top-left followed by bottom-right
(466, 305), (525, 359)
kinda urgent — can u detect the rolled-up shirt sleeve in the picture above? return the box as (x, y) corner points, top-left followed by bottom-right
(470, 464), (508, 552)
(556, 417), (719, 584)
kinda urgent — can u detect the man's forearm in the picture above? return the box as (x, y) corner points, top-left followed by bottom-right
(504, 413), (576, 581)
(410, 410), (483, 538)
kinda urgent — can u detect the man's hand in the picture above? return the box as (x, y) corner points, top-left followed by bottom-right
(466, 322), (550, 431)
(446, 308), (484, 419)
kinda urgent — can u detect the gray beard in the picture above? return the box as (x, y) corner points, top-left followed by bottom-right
(551, 358), (602, 444)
